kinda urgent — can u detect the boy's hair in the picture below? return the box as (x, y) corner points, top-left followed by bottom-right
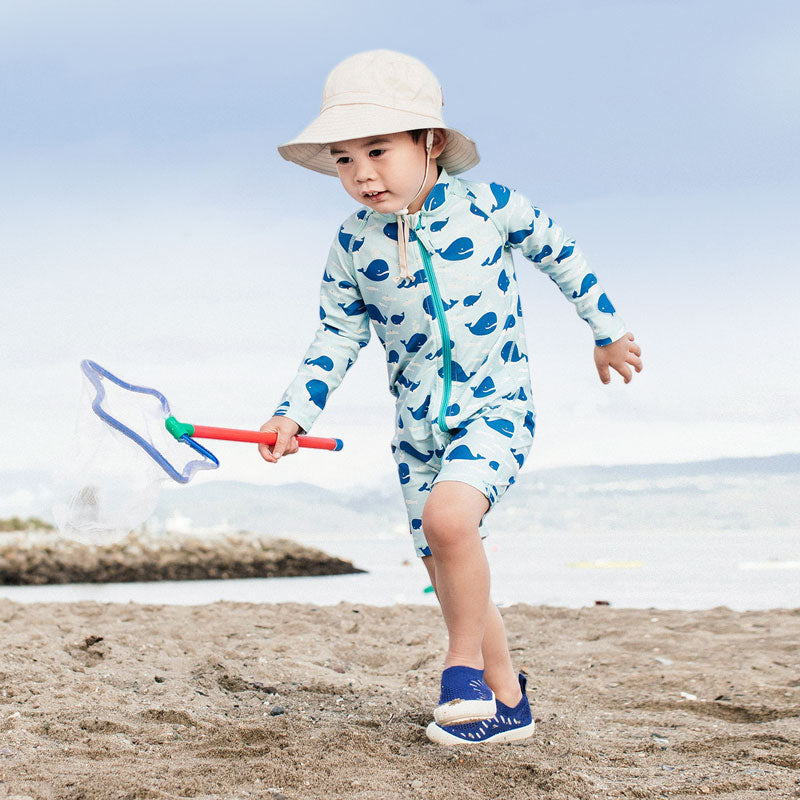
(409, 129), (426, 144)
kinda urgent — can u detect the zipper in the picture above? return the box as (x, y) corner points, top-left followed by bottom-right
(415, 218), (451, 432)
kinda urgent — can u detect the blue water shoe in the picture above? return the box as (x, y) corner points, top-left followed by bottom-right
(427, 673), (534, 744)
(433, 665), (496, 726)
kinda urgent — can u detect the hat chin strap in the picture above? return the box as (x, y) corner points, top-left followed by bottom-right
(395, 129), (434, 284)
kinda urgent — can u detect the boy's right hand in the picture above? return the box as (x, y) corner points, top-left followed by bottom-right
(258, 416), (301, 463)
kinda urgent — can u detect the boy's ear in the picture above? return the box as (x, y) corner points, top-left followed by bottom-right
(430, 129), (447, 159)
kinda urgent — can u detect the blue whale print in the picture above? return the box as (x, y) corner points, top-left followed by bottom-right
(338, 226), (364, 252)
(481, 245), (503, 266)
(484, 418), (515, 438)
(465, 312), (498, 336)
(408, 394), (431, 420)
(422, 295), (437, 320)
(424, 182), (448, 211)
(511, 448), (525, 468)
(508, 220), (535, 245)
(446, 402), (461, 416)
(489, 182), (511, 212)
(489, 461), (500, 470)
(338, 279), (357, 289)
(436, 237), (474, 261)
(595, 337), (613, 346)
(388, 349), (400, 364)
(497, 270), (510, 294)
(338, 299), (366, 316)
(597, 293), (616, 314)
(358, 259), (389, 282)
(446, 444), (486, 462)
(399, 441), (435, 463)
(319, 305), (326, 320)
(425, 340), (455, 360)
(305, 379), (329, 410)
(402, 333), (428, 353)
(572, 273), (597, 298)
(322, 268), (334, 283)
(555, 243), (575, 263)
(524, 410), (536, 436)
(304, 355), (334, 371)
(365, 304), (388, 325)
(419, 545), (432, 557)
(383, 222), (417, 243)
(390, 312), (405, 325)
(464, 292), (482, 307)
(397, 268), (427, 288)
(503, 314), (516, 330)
(532, 244), (553, 263)
(469, 203), (489, 221)
(430, 218), (449, 232)
(397, 374), (420, 391)
(398, 462), (410, 484)
(471, 376), (496, 398)
(411, 518), (423, 530)
(441, 361), (477, 382)
(500, 341), (528, 363)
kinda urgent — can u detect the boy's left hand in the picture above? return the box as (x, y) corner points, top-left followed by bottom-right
(594, 332), (642, 384)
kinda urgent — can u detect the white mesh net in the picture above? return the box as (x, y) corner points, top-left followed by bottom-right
(53, 361), (218, 544)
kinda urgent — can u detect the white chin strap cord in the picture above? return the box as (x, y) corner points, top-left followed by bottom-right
(395, 129), (434, 283)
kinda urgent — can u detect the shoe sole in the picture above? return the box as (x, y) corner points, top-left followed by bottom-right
(425, 719), (536, 745)
(433, 696), (497, 726)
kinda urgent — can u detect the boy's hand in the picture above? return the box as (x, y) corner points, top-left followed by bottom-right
(594, 332), (642, 384)
(258, 416), (301, 463)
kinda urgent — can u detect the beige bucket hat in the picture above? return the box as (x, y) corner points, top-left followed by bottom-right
(278, 50), (479, 177)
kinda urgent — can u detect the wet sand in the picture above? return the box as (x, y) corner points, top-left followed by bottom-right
(1, 600), (798, 799)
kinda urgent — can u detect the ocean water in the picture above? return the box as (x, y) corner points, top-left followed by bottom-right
(2, 456), (798, 610)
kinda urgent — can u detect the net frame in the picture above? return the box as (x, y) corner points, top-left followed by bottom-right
(81, 359), (219, 484)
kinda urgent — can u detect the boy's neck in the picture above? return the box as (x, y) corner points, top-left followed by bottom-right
(406, 163), (442, 214)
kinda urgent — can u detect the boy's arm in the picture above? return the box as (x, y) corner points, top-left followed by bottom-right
(262, 237), (370, 458)
(502, 188), (641, 382)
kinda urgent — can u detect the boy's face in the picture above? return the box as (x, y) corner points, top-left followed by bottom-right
(329, 131), (436, 214)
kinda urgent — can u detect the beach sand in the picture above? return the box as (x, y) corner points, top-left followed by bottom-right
(1, 600), (798, 799)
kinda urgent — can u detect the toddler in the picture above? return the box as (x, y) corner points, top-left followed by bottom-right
(259, 50), (642, 745)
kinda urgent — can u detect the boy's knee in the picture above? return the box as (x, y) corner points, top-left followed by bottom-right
(422, 499), (477, 551)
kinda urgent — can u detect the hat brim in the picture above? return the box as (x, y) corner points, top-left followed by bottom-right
(278, 103), (479, 176)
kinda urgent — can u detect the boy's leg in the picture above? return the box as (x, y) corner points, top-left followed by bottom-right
(421, 480), (490, 671)
(422, 553), (522, 708)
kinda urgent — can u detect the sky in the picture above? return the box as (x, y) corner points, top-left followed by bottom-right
(1, 0), (799, 493)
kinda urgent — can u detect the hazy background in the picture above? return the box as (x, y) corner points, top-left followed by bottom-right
(2, 0), (799, 494)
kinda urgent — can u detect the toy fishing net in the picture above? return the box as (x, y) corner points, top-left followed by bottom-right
(53, 360), (219, 544)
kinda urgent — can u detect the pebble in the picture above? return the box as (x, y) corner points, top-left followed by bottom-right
(269, 705), (285, 716)
(679, 691), (697, 701)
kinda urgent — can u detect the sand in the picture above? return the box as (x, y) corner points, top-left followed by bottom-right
(0, 600), (798, 800)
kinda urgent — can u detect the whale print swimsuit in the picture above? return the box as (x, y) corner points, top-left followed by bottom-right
(276, 168), (626, 557)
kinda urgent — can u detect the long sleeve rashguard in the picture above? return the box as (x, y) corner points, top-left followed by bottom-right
(274, 168), (626, 435)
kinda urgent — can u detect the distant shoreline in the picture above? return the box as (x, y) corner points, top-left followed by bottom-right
(0, 529), (364, 586)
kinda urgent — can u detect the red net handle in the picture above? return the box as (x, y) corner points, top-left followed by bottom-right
(190, 425), (343, 451)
